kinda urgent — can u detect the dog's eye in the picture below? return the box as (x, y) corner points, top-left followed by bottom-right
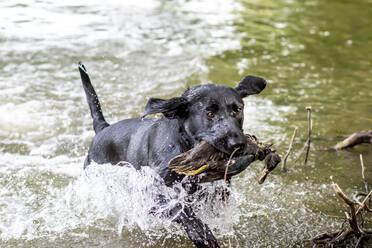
(233, 106), (242, 115)
(207, 112), (215, 118)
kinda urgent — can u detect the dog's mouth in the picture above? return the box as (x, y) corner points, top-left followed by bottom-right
(202, 139), (245, 156)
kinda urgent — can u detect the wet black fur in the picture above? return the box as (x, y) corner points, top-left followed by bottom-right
(78, 62), (266, 248)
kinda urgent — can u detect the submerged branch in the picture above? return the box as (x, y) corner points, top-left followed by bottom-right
(334, 130), (372, 150)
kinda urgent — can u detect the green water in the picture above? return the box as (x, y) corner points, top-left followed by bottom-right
(0, 0), (371, 247)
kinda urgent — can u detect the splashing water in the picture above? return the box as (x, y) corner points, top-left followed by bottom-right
(1, 0), (372, 247)
(0, 157), (342, 248)
(1, 160), (240, 246)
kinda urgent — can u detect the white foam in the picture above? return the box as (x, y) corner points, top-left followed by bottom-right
(0, 102), (56, 136)
(0, 162), (231, 242)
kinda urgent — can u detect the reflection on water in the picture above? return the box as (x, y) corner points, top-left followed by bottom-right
(0, 0), (371, 247)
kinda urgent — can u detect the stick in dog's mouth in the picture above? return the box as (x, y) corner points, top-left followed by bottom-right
(168, 134), (281, 184)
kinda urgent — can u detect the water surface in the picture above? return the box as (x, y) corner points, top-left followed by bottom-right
(1, 0), (371, 247)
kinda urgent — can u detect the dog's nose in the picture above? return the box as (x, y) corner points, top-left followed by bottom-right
(227, 136), (246, 152)
(230, 142), (245, 151)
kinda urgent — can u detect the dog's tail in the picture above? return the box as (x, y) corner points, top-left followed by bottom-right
(78, 62), (109, 134)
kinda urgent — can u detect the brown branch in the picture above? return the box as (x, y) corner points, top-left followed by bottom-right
(334, 130), (372, 150)
(313, 184), (372, 246)
(360, 154), (369, 196)
(356, 192), (368, 197)
(359, 154), (371, 209)
(304, 107), (312, 166)
(281, 127), (298, 171)
(356, 190), (372, 215)
(294, 107), (313, 165)
(333, 184), (355, 206)
(331, 228), (353, 245)
(258, 168), (269, 184)
(312, 231), (340, 244)
(333, 184), (363, 235)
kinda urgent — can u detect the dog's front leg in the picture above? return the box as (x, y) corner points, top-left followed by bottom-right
(173, 205), (220, 248)
(149, 195), (219, 247)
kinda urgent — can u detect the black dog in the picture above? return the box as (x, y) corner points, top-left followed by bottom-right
(78, 62), (266, 247)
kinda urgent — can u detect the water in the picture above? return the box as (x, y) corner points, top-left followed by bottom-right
(1, 0), (371, 247)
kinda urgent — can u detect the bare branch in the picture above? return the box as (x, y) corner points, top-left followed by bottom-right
(304, 107), (312, 166)
(333, 184), (363, 235)
(313, 184), (372, 246)
(356, 190), (372, 215)
(333, 184), (355, 206)
(359, 154), (369, 197)
(281, 127), (298, 171)
(294, 107), (313, 165)
(334, 130), (372, 150)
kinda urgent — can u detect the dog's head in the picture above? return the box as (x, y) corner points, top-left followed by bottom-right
(143, 76), (266, 154)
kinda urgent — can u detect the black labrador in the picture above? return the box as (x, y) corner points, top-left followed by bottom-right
(78, 62), (266, 247)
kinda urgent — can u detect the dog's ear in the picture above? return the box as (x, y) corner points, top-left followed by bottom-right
(234, 75), (267, 98)
(142, 97), (188, 119)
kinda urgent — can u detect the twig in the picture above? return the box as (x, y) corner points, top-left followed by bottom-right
(356, 190), (372, 215)
(331, 228), (353, 245)
(359, 154), (370, 206)
(223, 148), (239, 248)
(360, 154), (367, 191)
(304, 107), (312, 166)
(294, 107), (313, 165)
(223, 148), (240, 193)
(312, 231), (340, 244)
(281, 127), (298, 171)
